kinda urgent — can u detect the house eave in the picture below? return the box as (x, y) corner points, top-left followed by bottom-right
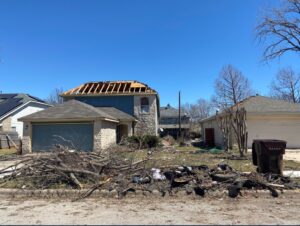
(18, 117), (119, 123)
(200, 111), (300, 124)
(0, 101), (52, 122)
(61, 93), (157, 98)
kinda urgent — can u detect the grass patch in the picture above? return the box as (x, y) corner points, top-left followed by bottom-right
(0, 148), (18, 156)
(284, 160), (300, 170)
(175, 146), (199, 152)
(121, 148), (300, 172)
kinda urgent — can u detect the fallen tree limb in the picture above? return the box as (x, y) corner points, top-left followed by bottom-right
(73, 178), (111, 201)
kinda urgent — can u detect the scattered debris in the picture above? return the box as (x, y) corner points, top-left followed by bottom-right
(0, 149), (299, 200)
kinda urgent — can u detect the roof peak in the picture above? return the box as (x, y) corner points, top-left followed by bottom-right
(61, 80), (157, 96)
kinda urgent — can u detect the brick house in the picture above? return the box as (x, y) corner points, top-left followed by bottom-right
(19, 81), (160, 153)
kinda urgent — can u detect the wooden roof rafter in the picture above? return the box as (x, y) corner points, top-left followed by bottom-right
(61, 80), (157, 96)
(87, 83), (95, 94)
(94, 83), (100, 94)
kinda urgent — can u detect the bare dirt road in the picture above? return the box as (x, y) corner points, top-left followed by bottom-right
(1, 193), (300, 225)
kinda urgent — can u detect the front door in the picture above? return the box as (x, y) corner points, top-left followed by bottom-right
(205, 128), (215, 147)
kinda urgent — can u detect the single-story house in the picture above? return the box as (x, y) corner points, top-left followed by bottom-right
(0, 93), (50, 137)
(159, 104), (190, 138)
(19, 100), (137, 153)
(19, 80), (159, 153)
(200, 95), (300, 149)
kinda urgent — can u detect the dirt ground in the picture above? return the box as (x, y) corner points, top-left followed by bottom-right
(284, 150), (300, 162)
(1, 194), (300, 225)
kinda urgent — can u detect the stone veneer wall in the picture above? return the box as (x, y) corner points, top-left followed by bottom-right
(93, 121), (102, 152)
(100, 121), (117, 149)
(94, 120), (117, 152)
(133, 95), (158, 136)
(21, 121), (32, 154)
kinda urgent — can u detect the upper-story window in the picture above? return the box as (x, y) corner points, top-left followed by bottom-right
(140, 97), (150, 113)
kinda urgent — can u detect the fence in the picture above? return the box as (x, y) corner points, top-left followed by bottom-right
(0, 131), (20, 149)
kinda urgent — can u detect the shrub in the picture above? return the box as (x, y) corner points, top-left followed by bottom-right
(125, 135), (160, 149)
(142, 135), (160, 148)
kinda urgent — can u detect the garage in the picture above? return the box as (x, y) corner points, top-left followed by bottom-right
(32, 123), (94, 152)
(200, 96), (300, 149)
(247, 118), (300, 149)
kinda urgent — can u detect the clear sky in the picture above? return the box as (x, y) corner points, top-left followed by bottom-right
(0, 0), (299, 107)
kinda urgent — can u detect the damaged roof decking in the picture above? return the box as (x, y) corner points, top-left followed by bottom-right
(61, 81), (157, 97)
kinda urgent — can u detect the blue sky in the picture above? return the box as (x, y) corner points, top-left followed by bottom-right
(0, 0), (299, 106)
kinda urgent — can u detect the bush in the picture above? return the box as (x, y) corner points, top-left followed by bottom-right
(142, 135), (160, 148)
(125, 135), (160, 149)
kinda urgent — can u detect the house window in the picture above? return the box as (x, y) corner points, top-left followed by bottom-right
(140, 97), (149, 113)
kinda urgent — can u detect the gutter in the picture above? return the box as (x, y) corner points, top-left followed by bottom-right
(18, 117), (119, 123)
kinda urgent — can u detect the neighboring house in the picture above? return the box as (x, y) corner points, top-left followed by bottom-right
(0, 94), (50, 138)
(200, 95), (300, 149)
(159, 104), (190, 138)
(19, 81), (160, 153)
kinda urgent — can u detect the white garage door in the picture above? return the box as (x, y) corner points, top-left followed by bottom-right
(247, 118), (300, 148)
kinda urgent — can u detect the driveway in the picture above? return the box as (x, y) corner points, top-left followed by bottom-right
(0, 194), (299, 225)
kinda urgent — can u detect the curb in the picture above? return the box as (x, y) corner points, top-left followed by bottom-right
(0, 188), (299, 199)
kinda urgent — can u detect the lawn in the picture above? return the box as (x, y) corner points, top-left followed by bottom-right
(0, 148), (18, 156)
(119, 146), (300, 172)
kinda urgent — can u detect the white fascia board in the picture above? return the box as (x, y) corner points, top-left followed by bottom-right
(0, 101), (52, 121)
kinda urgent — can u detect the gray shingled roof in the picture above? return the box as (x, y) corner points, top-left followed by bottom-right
(97, 107), (136, 121)
(242, 96), (300, 113)
(0, 93), (47, 118)
(201, 95), (300, 123)
(19, 100), (118, 122)
(160, 105), (188, 118)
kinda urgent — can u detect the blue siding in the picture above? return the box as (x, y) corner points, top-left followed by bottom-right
(74, 96), (134, 115)
(32, 123), (93, 152)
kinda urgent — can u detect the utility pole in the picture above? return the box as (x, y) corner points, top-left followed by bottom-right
(178, 91), (181, 139)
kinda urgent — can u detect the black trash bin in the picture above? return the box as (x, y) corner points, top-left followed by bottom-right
(252, 139), (286, 175)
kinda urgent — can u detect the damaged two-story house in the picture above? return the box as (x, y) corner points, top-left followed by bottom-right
(19, 81), (160, 153)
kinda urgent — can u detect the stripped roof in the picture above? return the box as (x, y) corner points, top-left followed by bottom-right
(61, 81), (157, 97)
(0, 93), (47, 118)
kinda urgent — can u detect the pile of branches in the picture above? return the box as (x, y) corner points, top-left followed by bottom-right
(0, 150), (299, 200)
(0, 150), (147, 195)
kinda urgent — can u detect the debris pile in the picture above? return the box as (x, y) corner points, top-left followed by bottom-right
(0, 150), (299, 200)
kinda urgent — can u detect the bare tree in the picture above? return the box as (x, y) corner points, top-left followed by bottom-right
(256, 0), (300, 61)
(216, 109), (232, 152)
(183, 98), (213, 122)
(212, 65), (253, 108)
(270, 67), (300, 103)
(231, 107), (248, 157)
(216, 106), (248, 157)
(47, 87), (64, 105)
